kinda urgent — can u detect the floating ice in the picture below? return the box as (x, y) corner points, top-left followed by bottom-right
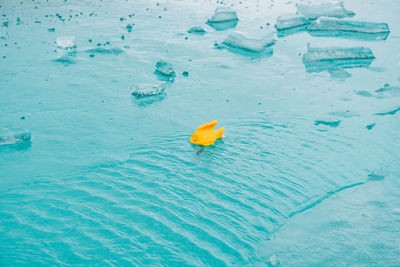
(304, 46), (375, 61)
(0, 127), (31, 146)
(367, 173), (385, 181)
(297, 1), (355, 19)
(155, 60), (175, 77)
(314, 120), (341, 127)
(219, 32), (274, 53)
(375, 106), (400, 116)
(85, 47), (124, 55)
(207, 8), (239, 31)
(131, 84), (166, 98)
(375, 84), (400, 94)
(188, 26), (206, 35)
(208, 7), (238, 23)
(366, 123), (376, 130)
(303, 46), (375, 74)
(275, 14), (310, 30)
(56, 36), (76, 49)
(308, 18), (389, 33)
(307, 18), (390, 40)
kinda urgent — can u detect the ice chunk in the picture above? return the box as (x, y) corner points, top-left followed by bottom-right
(56, 36), (76, 49)
(303, 46), (375, 61)
(208, 7), (238, 23)
(131, 84), (166, 98)
(0, 127), (31, 146)
(307, 18), (390, 40)
(308, 18), (390, 33)
(155, 60), (175, 77)
(207, 8), (239, 31)
(220, 32), (274, 53)
(303, 46), (375, 76)
(275, 14), (310, 30)
(297, 1), (354, 19)
(188, 26), (206, 35)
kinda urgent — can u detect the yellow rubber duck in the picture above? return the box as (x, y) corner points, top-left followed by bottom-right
(190, 120), (224, 146)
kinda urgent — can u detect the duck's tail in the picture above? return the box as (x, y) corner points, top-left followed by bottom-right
(216, 127), (225, 139)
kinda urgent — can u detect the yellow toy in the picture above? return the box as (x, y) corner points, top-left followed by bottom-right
(190, 120), (224, 146)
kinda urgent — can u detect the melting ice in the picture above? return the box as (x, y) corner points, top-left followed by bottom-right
(219, 32), (275, 53)
(275, 14), (310, 30)
(297, 1), (355, 19)
(0, 127), (31, 146)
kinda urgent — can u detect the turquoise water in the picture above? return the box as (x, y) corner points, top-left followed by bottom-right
(1, 0), (400, 265)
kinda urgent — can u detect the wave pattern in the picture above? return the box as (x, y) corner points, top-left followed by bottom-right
(1, 112), (398, 266)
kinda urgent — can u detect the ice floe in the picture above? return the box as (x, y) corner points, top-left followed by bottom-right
(218, 32), (275, 54)
(0, 127), (31, 146)
(303, 46), (375, 75)
(297, 1), (355, 19)
(307, 18), (390, 40)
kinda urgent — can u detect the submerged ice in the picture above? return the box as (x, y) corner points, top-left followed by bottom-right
(0, 127), (31, 146)
(297, 1), (355, 19)
(155, 60), (175, 77)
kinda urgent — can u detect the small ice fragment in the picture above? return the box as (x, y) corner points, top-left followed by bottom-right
(131, 85), (165, 98)
(155, 60), (175, 77)
(375, 106), (400, 116)
(56, 36), (76, 49)
(356, 90), (373, 97)
(366, 123), (376, 130)
(85, 47), (124, 55)
(268, 254), (280, 266)
(188, 26), (206, 35)
(375, 84), (400, 93)
(0, 127), (31, 146)
(208, 7), (238, 23)
(221, 32), (274, 53)
(297, 1), (354, 19)
(367, 173), (385, 181)
(314, 120), (341, 127)
(303, 46), (375, 62)
(275, 14), (310, 30)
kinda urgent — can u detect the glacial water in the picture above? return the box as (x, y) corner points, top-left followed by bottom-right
(0, 0), (399, 266)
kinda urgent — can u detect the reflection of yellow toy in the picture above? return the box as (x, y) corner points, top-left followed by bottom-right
(190, 120), (224, 146)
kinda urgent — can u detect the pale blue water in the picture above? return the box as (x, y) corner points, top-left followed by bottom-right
(1, 0), (400, 266)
